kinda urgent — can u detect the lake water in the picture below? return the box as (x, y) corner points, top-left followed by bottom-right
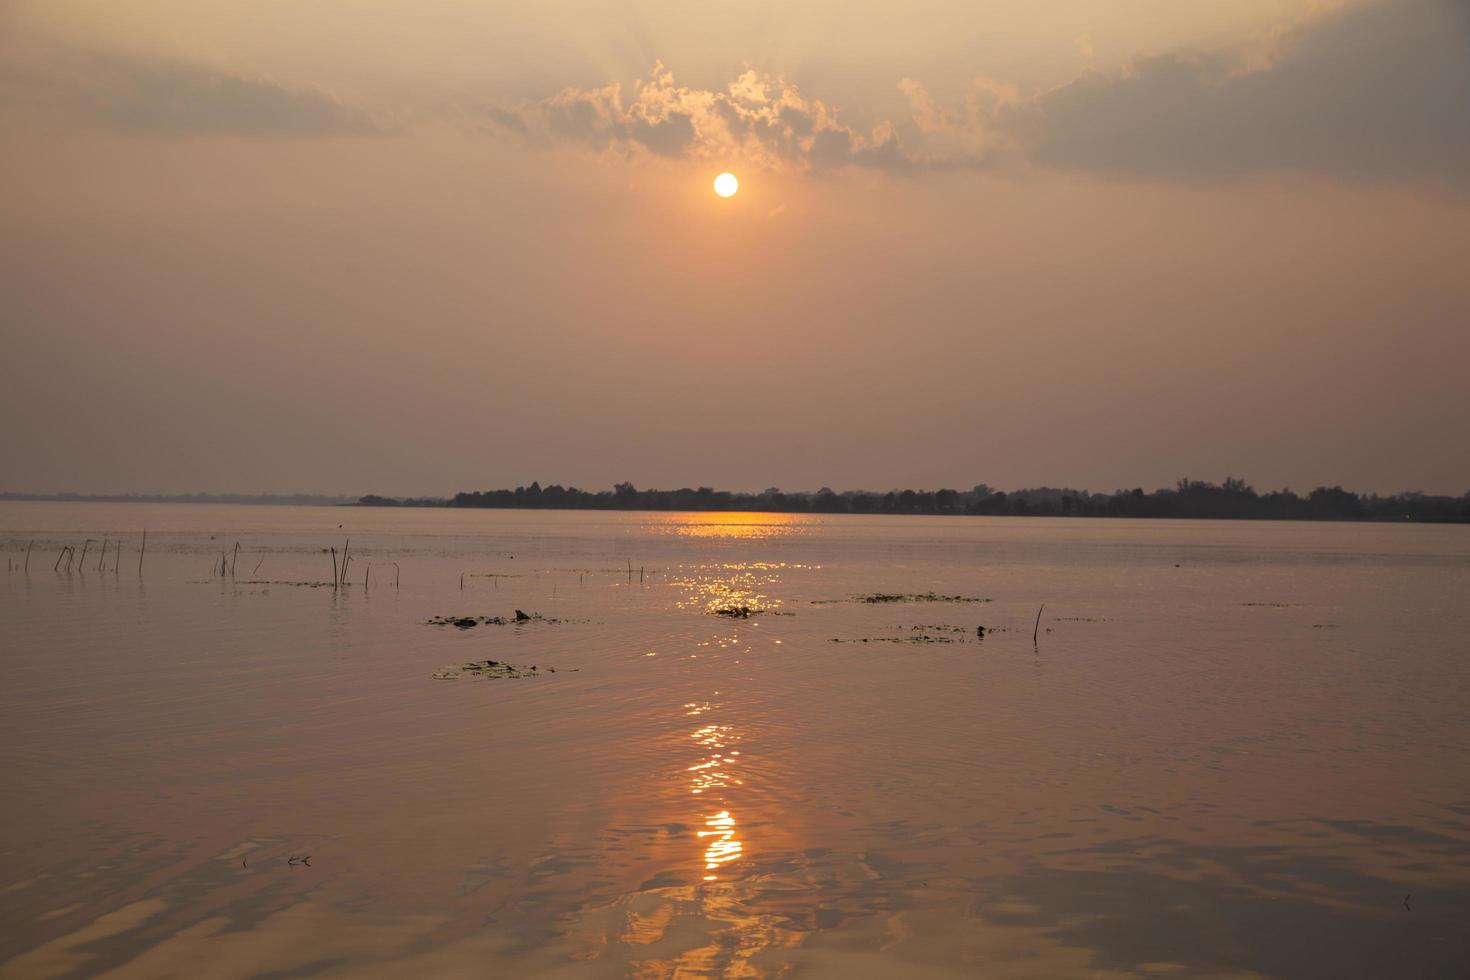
(2, 503), (1468, 978)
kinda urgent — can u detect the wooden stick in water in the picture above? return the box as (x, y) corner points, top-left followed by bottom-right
(98, 539), (107, 572)
(232, 542), (240, 577)
(253, 556), (264, 575)
(26, 539), (33, 573)
(138, 529), (146, 575)
(394, 562), (400, 590)
(1033, 603), (1045, 643)
(364, 563), (370, 592)
(340, 540), (350, 587)
(55, 546), (67, 571)
(331, 548), (339, 590)
(78, 539), (93, 570)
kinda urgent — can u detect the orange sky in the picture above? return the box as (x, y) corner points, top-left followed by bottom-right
(2, 0), (1467, 495)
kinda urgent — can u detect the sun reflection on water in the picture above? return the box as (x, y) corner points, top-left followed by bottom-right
(687, 714), (747, 881)
(699, 810), (742, 882)
(672, 567), (785, 615)
(647, 512), (820, 540)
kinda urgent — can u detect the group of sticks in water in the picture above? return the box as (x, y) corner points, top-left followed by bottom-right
(41, 532), (145, 575)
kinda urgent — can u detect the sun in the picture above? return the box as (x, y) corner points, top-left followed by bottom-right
(713, 172), (739, 198)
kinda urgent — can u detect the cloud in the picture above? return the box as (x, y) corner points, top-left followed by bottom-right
(4, 45), (380, 138)
(1021, 0), (1470, 182)
(491, 60), (932, 175)
(492, 0), (1470, 185)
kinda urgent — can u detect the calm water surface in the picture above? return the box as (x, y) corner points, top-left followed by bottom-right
(1, 503), (1468, 978)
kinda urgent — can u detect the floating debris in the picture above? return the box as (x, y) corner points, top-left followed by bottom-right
(831, 634), (966, 645)
(1054, 616), (1108, 623)
(193, 579), (335, 588)
(861, 593), (990, 604)
(432, 659), (578, 680)
(815, 593), (991, 605)
(426, 612), (566, 629)
(713, 606), (762, 618)
(1241, 602), (1292, 607)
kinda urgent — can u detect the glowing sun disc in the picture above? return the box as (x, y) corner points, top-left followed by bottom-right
(713, 172), (739, 198)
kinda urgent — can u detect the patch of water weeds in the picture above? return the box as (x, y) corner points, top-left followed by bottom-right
(814, 593), (991, 605)
(427, 610), (571, 629)
(833, 623), (1012, 644)
(830, 634), (966, 645)
(713, 605), (763, 618)
(432, 659), (579, 680)
(191, 579), (335, 588)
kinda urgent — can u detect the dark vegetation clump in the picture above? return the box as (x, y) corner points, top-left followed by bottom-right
(855, 593), (990, 604)
(831, 622), (1010, 644)
(194, 579), (335, 588)
(427, 610), (560, 629)
(713, 606), (761, 618)
(432, 659), (578, 680)
(830, 635), (964, 645)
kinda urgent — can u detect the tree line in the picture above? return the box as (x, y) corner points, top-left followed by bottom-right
(357, 478), (1470, 522)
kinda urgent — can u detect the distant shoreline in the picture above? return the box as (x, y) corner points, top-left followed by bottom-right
(0, 493), (355, 506)
(6, 483), (1467, 523)
(365, 481), (1470, 524)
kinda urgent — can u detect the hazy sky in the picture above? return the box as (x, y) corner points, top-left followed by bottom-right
(3, 0), (1468, 496)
